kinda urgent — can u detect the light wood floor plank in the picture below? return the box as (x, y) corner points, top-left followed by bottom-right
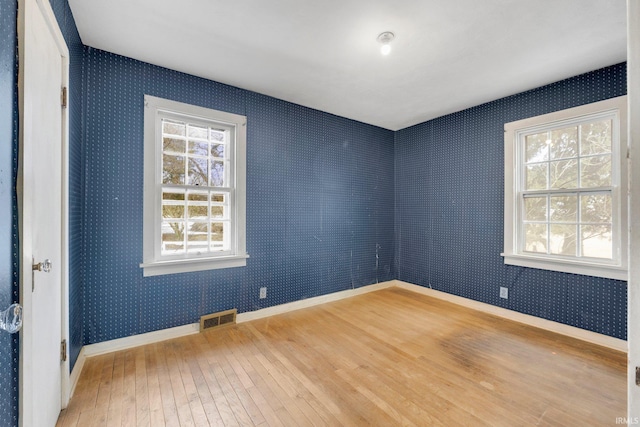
(207, 352), (255, 426)
(228, 331), (307, 425)
(153, 343), (180, 427)
(187, 334), (235, 426)
(106, 348), (125, 427)
(134, 346), (150, 427)
(144, 344), (166, 427)
(164, 342), (197, 427)
(217, 343), (267, 425)
(121, 350), (138, 427)
(243, 321), (357, 426)
(59, 288), (626, 426)
(172, 338), (210, 426)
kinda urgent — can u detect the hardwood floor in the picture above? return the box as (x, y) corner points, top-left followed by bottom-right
(56, 288), (626, 426)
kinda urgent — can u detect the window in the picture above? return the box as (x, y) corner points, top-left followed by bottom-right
(141, 95), (248, 277)
(503, 96), (627, 280)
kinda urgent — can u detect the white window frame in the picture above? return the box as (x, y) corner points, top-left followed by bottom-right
(502, 96), (627, 281)
(140, 95), (248, 277)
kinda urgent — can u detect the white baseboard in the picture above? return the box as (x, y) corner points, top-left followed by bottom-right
(392, 280), (627, 352)
(236, 281), (395, 323)
(68, 278), (626, 393)
(68, 346), (86, 401)
(82, 323), (201, 357)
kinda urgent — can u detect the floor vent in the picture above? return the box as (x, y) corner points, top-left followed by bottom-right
(200, 308), (237, 332)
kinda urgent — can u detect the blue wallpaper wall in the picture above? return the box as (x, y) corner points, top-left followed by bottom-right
(0, 0), (19, 424)
(395, 63), (627, 340)
(81, 48), (396, 345)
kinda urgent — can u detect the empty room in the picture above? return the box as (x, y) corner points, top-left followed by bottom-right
(1, 0), (639, 426)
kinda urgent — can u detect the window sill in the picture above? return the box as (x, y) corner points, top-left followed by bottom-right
(140, 254), (249, 277)
(501, 253), (627, 281)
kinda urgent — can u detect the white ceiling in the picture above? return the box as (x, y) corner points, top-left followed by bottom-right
(68, 0), (627, 131)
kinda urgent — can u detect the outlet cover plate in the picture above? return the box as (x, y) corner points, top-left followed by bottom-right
(500, 287), (508, 299)
(259, 287), (267, 299)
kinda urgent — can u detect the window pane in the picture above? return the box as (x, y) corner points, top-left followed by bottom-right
(188, 193), (207, 202)
(210, 161), (225, 187)
(211, 222), (224, 241)
(549, 196), (577, 222)
(524, 224), (547, 253)
(580, 155), (611, 188)
(163, 137), (185, 153)
(210, 222), (225, 251)
(188, 204), (208, 218)
(162, 203), (184, 219)
(211, 144), (225, 158)
(525, 163), (547, 190)
(188, 140), (208, 156)
(187, 221), (208, 253)
(188, 124), (207, 139)
(582, 225), (612, 259)
(162, 190), (185, 219)
(188, 158), (208, 186)
(525, 133), (549, 163)
(187, 191), (208, 219)
(162, 120), (185, 136)
(580, 120), (612, 156)
(163, 191), (185, 200)
(523, 196), (547, 221)
(550, 126), (577, 160)
(211, 193), (226, 203)
(188, 222), (208, 236)
(162, 221), (185, 254)
(549, 159), (578, 189)
(211, 206), (224, 218)
(580, 194), (612, 224)
(210, 128), (225, 142)
(162, 155), (185, 184)
(549, 224), (577, 256)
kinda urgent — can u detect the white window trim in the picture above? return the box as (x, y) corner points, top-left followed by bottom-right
(141, 95), (248, 277)
(502, 96), (628, 281)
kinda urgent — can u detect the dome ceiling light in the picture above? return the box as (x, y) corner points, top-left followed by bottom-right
(377, 31), (395, 56)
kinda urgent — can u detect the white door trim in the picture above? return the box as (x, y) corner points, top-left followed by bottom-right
(17, 0), (70, 424)
(627, 0), (640, 421)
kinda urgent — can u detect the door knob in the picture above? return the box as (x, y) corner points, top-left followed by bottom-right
(0, 303), (22, 334)
(32, 259), (52, 273)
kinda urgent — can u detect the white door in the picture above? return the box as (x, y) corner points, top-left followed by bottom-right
(18, 0), (69, 426)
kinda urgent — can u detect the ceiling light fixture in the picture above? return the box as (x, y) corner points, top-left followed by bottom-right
(377, 31), (395, 56)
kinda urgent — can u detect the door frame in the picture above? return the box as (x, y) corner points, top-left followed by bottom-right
(628, 0), (640, 421)
(17, 0), (71, 423)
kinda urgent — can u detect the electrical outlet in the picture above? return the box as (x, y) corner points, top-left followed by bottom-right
(259, 287), (267, 299)
(500, 287), (508, 299)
